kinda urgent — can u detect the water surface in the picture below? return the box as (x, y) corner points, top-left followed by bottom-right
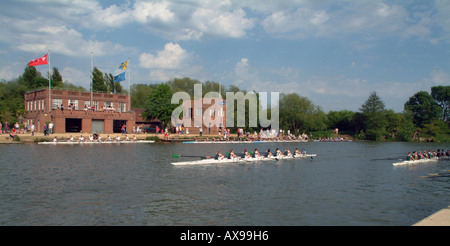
(0, 141), (449, 225)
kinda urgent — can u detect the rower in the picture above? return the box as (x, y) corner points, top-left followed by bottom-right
(284, 148), (292, 157)
(228, 149), (237, 159)
(215, 150), (225, 160)
(79, 135), (85, 142)
(301, 149), (306, 155)
(418, 151), (423, 160)
(265, 149), (273, 157)
(69, 135), (74, 142)
(406, 152), (412, 161)
(243, 148), (251, 158)
(253, 148), (260, 158)
(275, 148), (283, 157)
(424, 150), (430, 159)
(294, 148), (302, 156)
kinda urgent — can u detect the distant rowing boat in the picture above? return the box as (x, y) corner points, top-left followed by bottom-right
(38, 140), (155, 145)
(182, 140), (308, 144)
(171, 154), (317, 166)
(392, 157), (439, 166)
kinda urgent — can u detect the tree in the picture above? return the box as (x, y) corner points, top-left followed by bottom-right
(404, 91), (442, 127)
(51, 67), (64, 88)
(327, 110), (355, 132)
(92, 67), (107, 92)
(167, 77), (199, 97)
(115, 81), (123, 93)
(279, 93), (327, 132)
(142, 83), (177, 129)
(131, 84), (155, 108)
(359, 91), (386, 140)
(431, 85), (450, 122)
(20, 65), (42, 89)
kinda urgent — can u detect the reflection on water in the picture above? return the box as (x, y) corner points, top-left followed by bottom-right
(0, 141), (449, 225)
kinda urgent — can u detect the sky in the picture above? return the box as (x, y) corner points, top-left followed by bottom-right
(1, 0), (449, 112)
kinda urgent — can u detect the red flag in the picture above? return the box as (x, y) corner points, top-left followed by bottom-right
(29, 54), (48, 66)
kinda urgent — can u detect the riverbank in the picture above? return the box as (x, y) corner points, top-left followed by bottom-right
(413, 206), (450, 226)
(0, 132), (185, 143)
(0, 132), (353, 144)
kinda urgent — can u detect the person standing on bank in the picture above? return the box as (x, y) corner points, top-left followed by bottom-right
(49, 121), (54, 134)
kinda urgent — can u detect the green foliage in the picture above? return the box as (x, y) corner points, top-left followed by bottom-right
(358, 92), (387, 140)
(404, 91), (442, 127)
(131, 84), (155, 108)
(421, 120), (450, 142)
(279, 93), (327, 132)
(327, 110), (355, 131)
(142, 84), (178, 129)
(92, 67), (107, 92)
(431, 85), (450, 122)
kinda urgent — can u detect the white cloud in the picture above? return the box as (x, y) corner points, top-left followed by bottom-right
(138, 42), (205, 81)
(234, 58), (259, 86)
(139, 42), (190, 69)
(133, 1), (175, 24)
(260, 1), (435, 41)
(190, 8), (254, 39)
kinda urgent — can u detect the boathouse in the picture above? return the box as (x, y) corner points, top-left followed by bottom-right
(24, 88), (136, 134)
(178, 97), (226, 135)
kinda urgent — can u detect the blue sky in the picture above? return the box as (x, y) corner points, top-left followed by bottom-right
(1, 0), (449, 112)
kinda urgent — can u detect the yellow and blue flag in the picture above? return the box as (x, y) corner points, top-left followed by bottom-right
(119, 60), (128, 70)
(114, 72), (126, 82)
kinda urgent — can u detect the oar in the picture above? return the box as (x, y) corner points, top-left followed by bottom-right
(171, 154), (211, 159)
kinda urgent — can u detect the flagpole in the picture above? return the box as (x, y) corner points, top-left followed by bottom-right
(90, 52), (93, 108)
(48, 50), (51, 113)
(128, 58), (131, 112)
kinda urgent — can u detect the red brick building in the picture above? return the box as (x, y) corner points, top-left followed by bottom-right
(179, 97), (226, 135)
(24, 88), (136, 133)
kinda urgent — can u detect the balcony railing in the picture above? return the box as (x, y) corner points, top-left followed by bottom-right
(26, 87), (129, 96)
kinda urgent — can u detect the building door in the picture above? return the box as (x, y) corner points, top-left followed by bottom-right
(92, 119), (105, 133)
(113, 120), (127, 133)
(65, 118), (82, 132)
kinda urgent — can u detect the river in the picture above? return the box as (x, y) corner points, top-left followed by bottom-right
(0, 141), (448, 225)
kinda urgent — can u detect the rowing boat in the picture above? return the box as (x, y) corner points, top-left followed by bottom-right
(392, 157), (439, 166)
(38, 140), (155, 144)
(171, 154), (317, 166)
(182, 140), (308, 144)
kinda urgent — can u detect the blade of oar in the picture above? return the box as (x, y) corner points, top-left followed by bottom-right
(172, 154), (210, 159)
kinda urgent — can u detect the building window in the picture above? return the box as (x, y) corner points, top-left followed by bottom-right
(69, 99), (78, 110)
(118, 102), (126, 112)
(53, 98), (62, 109)
(93, 101), (99, 111)
(196, 108), (203, 116)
